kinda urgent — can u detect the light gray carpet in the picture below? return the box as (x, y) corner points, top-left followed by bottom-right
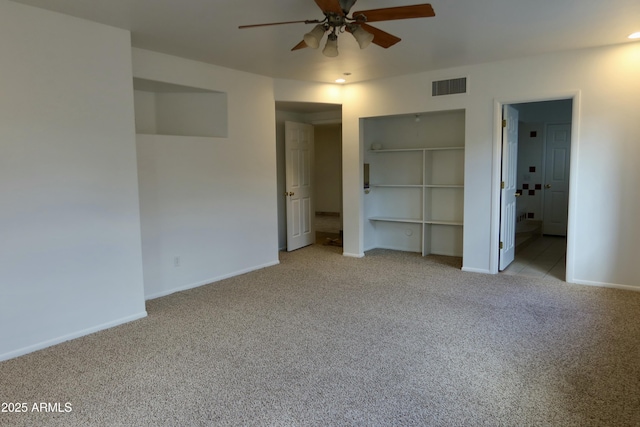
(1, 245), (639, 426)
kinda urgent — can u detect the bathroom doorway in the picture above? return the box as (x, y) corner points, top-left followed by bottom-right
(498, 98), (573, 279)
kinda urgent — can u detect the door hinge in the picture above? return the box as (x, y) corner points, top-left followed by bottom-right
(500, 241), (504, 249)
(501, 181), (505, 189)
(502, 119), (507, 128)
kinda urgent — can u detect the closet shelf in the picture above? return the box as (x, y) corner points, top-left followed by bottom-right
(370, 146), (464, 153)
(369, 217), (463, 226)
(370, 184), (464, 188)
(371, 184), (423, 188)
(369, 217), (423, 224)
(425, 220), (464, 226)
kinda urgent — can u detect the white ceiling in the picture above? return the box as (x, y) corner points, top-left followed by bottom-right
(11, 0), (640, 84)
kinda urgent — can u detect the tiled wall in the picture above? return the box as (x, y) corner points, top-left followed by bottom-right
(514, 99), (572, 222)
(516, 123), (544, 220)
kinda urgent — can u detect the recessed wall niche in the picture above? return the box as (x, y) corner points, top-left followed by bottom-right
(133, 78), (228, 138)
(363, 109), (465, 257)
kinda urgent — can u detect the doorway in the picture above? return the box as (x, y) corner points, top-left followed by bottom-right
(275, 102), (342, 251)
(285, 121), (315, 251)
(497, 98), (574, 279)
(313, 123), (343, 247)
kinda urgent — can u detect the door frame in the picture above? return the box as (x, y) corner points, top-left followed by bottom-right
(490, 91), (581, 282)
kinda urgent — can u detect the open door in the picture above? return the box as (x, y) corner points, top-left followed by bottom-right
(499, 105), (519, 270)
(285, 121), (315, 251)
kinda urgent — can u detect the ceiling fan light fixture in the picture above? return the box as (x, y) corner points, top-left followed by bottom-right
(239, 2), (437, 57)
(323, 33), (339, 57)
(350, 24), (374, 49)
(304, 24), (326, 49)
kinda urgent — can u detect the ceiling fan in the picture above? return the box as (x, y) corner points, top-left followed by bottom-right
(239, 0), (435, 57)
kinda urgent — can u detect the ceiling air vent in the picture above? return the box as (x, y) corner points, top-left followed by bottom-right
(432, 77), (467, 96)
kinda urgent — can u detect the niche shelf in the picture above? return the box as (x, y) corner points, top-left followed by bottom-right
(133, 78), (228, 138)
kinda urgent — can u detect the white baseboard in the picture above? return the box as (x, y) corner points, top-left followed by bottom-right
(570, 278), (640, 292)
(145, 260), (281, 300)
(461, 267), (492, 274)
(343, 252), (365, 258)
(0, 311), (148, 362)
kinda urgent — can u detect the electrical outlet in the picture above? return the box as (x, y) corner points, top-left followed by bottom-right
(174, 256), (180, 267)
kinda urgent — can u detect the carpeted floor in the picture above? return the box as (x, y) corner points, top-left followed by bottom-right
(1, 245), (639, 426)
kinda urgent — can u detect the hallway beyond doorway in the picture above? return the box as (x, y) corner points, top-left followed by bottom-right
(316, 212), (342, 247)
(502, 235), (566, 280)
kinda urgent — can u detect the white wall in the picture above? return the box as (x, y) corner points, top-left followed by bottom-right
(341, 43), (640, 289)
(155, 92), (227, 137)
(133, 49), (280, 299)
(314, 124), (342, 214)
(134, 90), (158, 133)
(273, 80), (344, 106)
(134, 90), (228, 138)
(0, 1), (146, 361)
(517, 99), (573, 123)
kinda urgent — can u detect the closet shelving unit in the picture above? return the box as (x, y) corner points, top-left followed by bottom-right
(365, 136), (465, 257)
(363, 103), (465, 257)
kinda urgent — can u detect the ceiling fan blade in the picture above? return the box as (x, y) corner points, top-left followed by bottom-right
(291, 40), (308, 51)
(239, 19), (320, 29)
(358, 23), (401, 48)
(314, 0), (344, 15)
(352, 4), (435, 23)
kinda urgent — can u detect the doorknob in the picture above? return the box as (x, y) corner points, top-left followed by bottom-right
(284, 191), (295, 196)
(545, 184), (552, 189)
(515, 191), (522, 197)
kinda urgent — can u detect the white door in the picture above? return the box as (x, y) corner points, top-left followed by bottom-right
(543, 123), (571, 236)
(499, 105), (519, 271)
(285, 121), (315, 251)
